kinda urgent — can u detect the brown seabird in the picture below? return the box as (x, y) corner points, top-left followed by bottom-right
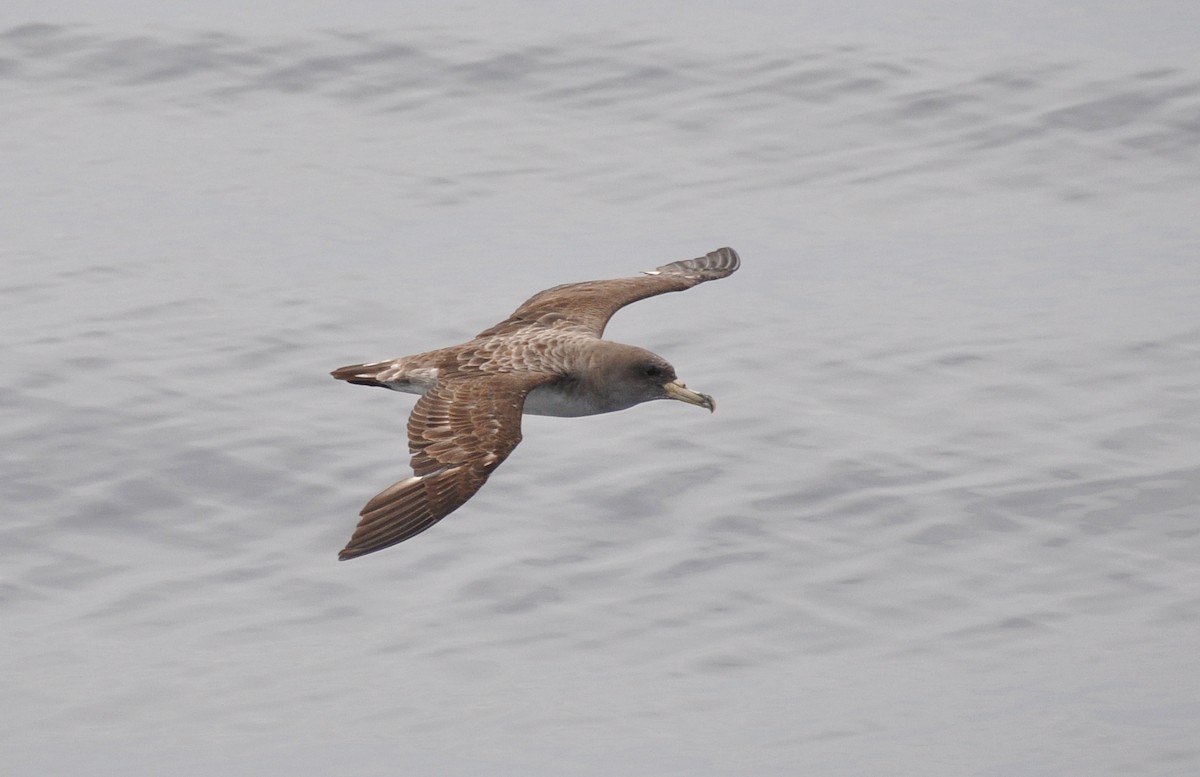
(331, 246), (740, 559)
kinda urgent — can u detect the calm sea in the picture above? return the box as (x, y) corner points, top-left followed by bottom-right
(3, 5), (1199, 775)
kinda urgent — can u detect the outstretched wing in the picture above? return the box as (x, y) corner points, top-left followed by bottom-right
(338, 372), (552, 560)
(476, 246), (740, 339)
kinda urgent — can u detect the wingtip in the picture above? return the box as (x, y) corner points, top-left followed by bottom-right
(650, 246), (740, 279)
(704, 246), (740, 274)
(337, 537), (386, 561)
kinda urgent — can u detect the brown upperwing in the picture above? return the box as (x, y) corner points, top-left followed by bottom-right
(475, 247), (740, 339)
(338, 371), (554, 559)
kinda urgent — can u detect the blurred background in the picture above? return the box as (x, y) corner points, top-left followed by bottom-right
(3, 2), (1199, 775)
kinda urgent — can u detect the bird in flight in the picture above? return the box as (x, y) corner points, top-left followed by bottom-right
(331, 246), (740, 559)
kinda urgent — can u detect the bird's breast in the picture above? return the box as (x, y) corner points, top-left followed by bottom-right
(523, 381), (610, 417)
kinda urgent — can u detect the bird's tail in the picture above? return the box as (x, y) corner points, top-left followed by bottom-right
(330, 361), (392, 387)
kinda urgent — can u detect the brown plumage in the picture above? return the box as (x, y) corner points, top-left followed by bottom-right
(332, 247), (740, 559)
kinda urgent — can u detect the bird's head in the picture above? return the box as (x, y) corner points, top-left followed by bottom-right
(605, 345), (715, 413)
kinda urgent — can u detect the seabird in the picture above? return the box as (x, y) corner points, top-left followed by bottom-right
(332, 246), (740, 559)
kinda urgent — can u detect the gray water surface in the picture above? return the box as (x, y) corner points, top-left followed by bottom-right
(3, 7), (1200, 776)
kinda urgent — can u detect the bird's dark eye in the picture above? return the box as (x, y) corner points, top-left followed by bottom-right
(643, 364), (662, 378)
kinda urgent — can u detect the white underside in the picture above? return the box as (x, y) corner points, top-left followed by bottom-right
(384, 379), (601, 417)
(522, 384), (601, 417)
